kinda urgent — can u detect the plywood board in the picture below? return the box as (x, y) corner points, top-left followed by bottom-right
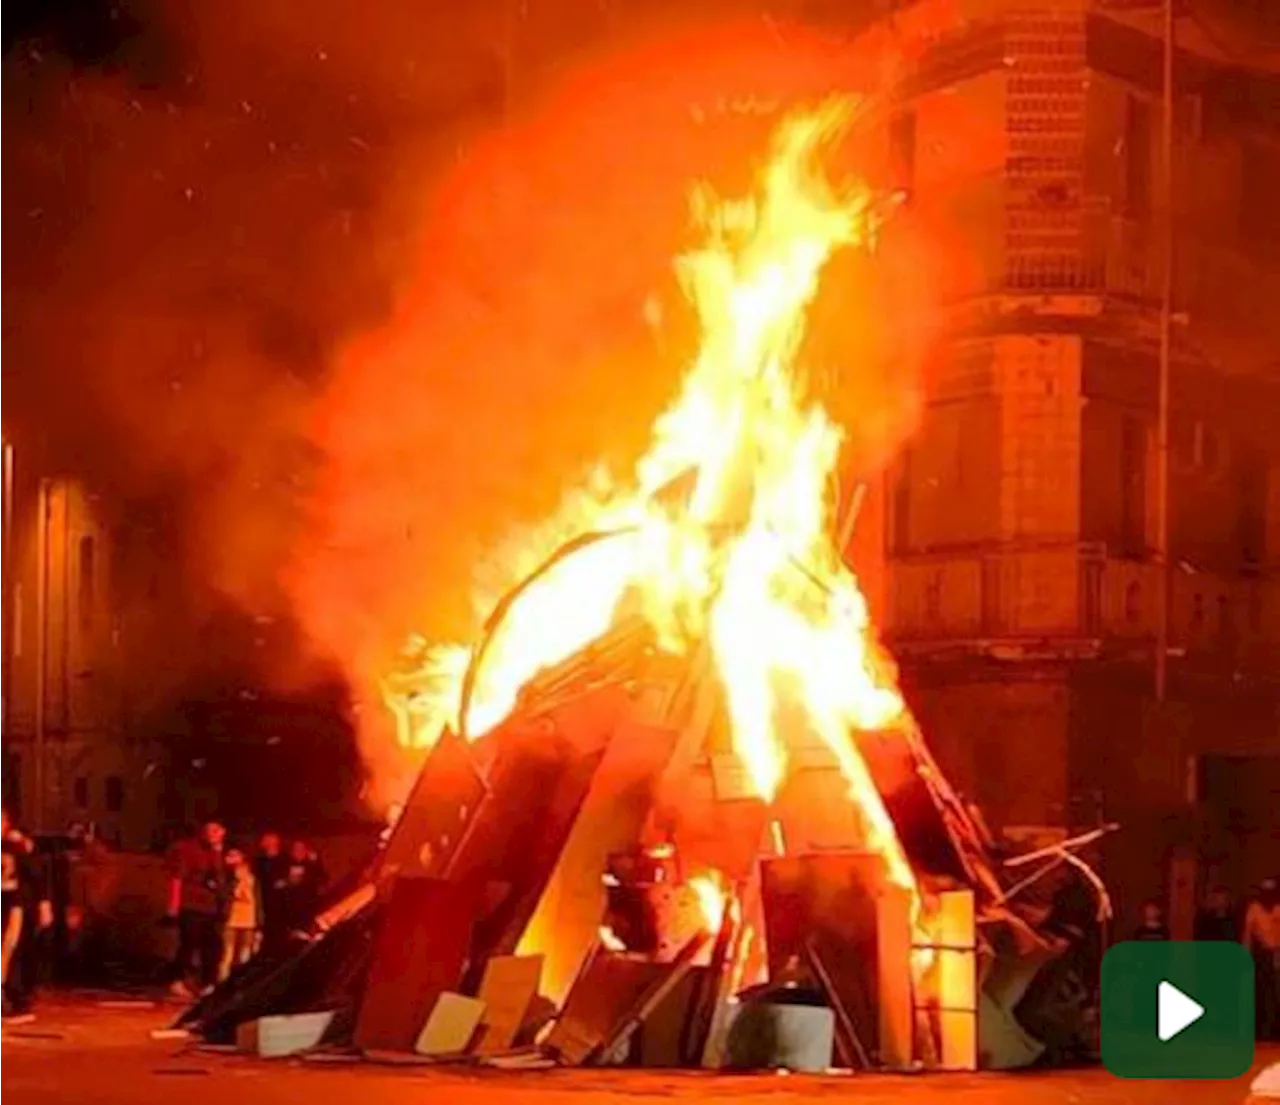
(856, 727), (969, 882)
(353, 877), (477, 1054)
(473, 954), (543, 1055)
(875, 885), (914, 1068)
(760, 852), (906, 1065)
(447, 716), (611, 982)
(543, 955), (667, 1065)
(380, 731), (486, 878)
(516, 717), (682, 1005)
(414, 992), (485, 1056)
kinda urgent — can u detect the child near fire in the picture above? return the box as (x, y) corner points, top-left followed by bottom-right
(218, 849), (259, 982)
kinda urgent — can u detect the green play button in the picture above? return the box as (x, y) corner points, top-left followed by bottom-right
(1102, 941), (1255, 1079)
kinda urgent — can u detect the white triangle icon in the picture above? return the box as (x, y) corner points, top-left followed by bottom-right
(1158, 980), (1205, 1042)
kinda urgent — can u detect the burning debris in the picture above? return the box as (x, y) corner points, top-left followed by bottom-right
(179, 101), (1108, 1073)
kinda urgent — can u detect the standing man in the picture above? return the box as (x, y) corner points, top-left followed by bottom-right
(1193, 884), (1239, 942)
(1131, 898), (1171, 941)
(166, 821), (229, 998)
(252, 831), (289, 957)
(1, 808), (52, 1018)
(280, 839), (326, 937)
(1245, 877), (1280, 1041)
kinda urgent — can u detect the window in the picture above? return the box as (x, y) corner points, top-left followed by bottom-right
(73, 777), (89, 808)
(1216, 594), (1232, 647)
(1120, 416), (1147, 557)
(982, 558), (1003, 635)
(1081, 561), (1102, 634)
(890, 454), (913, 555)
(890, 109), (917, 195)
(1196, 423), (1221, 473)
(1236, 446), (1268, 567)
(924, 570), (943, 622)
(78, 534), (96, 632)
(1125, 94), (1152, 219)
(1124, 581), (1142, 624)
(1240, 141), (1280, 252)
(11, 582), (21, 659)
(105, 776), (124, 813)
(2, 754), (20, 816)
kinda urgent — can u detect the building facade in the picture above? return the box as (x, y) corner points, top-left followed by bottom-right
(1, 451), (169, 847)
(846, 0), (1280, 930)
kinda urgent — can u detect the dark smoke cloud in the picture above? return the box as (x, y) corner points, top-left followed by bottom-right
(4, 1), (937, 812)
(3, 0), (532, 814)
(4, 1), (463, 621)
(3, 1), (827, 671)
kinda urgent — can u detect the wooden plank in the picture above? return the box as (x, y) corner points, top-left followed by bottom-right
(804, 937), (871, 1069)
(472, 955), (543, 1055)
(353, 877), (477, 1055)
(759, 853), (895, 1064)
(515, 714), (682, 1005)
(415, 992), (485, 1056)
(855, 727), (969, 883)
(380, 730), (486, 878)
(935, 889), (978, 1071)
(635, 968), (705, 1067)
(876, 885), (914, 1068)
(598, 930), (711, 1061)
(680, 886), (739, 1065)
(445, 689), (625, 983)
(543, 955), (667, 1066)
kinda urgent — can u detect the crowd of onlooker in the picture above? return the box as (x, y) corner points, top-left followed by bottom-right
(3, 807), (331, 1016)
(1132, 879), (1280, 1040)
(2, 807), (50, 1018)
(166, 820), (327, 997)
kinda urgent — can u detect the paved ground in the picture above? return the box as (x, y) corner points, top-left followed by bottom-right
(2, 995), (1276, 1105)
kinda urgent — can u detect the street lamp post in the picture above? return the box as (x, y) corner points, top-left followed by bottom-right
(2, 442), (13, 743)
(34, 478), (50, 831)
(1154, 0), (1175, 704)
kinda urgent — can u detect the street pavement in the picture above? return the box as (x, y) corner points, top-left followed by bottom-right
(3, 995), (1276, 1105)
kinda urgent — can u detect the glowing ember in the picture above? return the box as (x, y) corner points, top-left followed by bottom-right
(689, 872), (729, 935)
(386, 100), (916, 898)
(598, 924), (628, 952)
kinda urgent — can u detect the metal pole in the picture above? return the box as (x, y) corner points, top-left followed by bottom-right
(34, 479), (49, 831)
(2, 443), (13, 740)
(501, 0), (520, 120)
(1154, 0), (1174, 703)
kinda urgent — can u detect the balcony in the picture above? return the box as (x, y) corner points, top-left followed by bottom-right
(1002, 198), (1280, 330)
(886, 541), (1279, 673)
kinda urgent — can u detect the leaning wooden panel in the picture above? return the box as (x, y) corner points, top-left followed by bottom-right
(353, 876), (478, 1055)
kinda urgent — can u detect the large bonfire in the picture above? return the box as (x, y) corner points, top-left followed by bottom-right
(384, 100), (916, 898)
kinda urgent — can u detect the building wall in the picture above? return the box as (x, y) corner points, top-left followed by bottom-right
(2, 469), (163, 847)
(852, 0), (1280, 921)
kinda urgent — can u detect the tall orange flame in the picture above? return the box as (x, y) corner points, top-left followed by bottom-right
(386, 100), (915, 896)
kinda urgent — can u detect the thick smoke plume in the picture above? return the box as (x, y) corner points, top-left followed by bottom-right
(5, 1), (948, 812)
(4, 0), (518, 814)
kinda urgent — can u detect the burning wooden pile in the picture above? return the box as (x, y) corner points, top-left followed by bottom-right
(179, 101), (1109, 1071)
(181, 611), (1105, 1071)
